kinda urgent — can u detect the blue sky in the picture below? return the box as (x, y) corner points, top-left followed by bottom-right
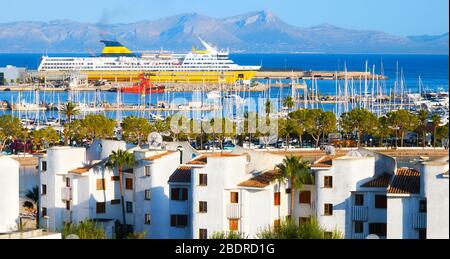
(1, 0), (448, 36)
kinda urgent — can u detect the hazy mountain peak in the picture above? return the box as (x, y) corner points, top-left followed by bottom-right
(0, 10), (447, 54)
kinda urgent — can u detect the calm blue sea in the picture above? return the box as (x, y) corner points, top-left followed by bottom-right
(0, 53), (448, 119)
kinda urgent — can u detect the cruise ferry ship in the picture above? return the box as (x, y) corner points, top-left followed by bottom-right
(38, 39), (261, 84)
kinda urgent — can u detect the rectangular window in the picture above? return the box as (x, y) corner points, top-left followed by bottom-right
(419, 200), (427, 213)
(324, 203), (333, 216)
(229, 219), (239, 231)
(199, 201), (207, 213)
(355, 194), (364, 206)
(299, 217), (310, 225)
(42, 207), (47, 217)
(324, 176), (333, 188)
(199, 174), (208, 186)
(65, 200), (70, 210)
(111, 199), (121, 205)
(354, 221), (364, 233)
(145, 166), (151, 177)
(125, 178), (133, 190)
(126, 202), (133, 213)
(41, 184), (47, 195)
(171, 215), (188, 227)
(66, 178), (70, 188)
(42, 161), (47, 171)
(230, 192), (239, 204)
(171, 188), (188, 201)
(96, 202), (106, 214)
(145, 190), (152, 200)
(111, 176), (120, 181)
(274, 192), (281, 206)
(285, 188), (291, 194)
(96, 179), (106, 190)
(375, 195), (387, 209)
(199, 229), (208, 239)
(299, 191), (311, 204)
(145, 214), (151, 225)
(369, 223), (387, 237)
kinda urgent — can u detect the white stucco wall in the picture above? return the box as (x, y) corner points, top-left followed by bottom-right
(0, 156), (20, 233)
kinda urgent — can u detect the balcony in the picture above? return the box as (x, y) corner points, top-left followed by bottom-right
(351, 206), (368, 222)
(226, 204), (242, 219)
(61, 187), (72, 201)
(412, 213), (426, 229)
(62, 210), (72, 223)
(352, 233), (366, 239)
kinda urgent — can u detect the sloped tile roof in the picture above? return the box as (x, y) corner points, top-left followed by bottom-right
(187, 153), (242, 165)
(143, 151), (175, 161)
(361, 173), (392, 188)
(168, 166), (193, 183)
(238, 169), (279, 188)
(387, 168), (420, 194)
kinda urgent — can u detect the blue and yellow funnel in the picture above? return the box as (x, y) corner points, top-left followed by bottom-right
(100, 40), (136, 57)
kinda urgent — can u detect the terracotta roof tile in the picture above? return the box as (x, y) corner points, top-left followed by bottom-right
(187, 153), (242, 165)
(168, 166), (193, 183)
(238, 169), (280, 188)
(143, 151), (175, 161)
(387, 168), (420, 194)
(444, 170), (449, 176)
(361, 173), (392, 188)
(312, 155), (344, 168)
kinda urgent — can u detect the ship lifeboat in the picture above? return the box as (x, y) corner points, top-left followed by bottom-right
(121, 74), (165, 94)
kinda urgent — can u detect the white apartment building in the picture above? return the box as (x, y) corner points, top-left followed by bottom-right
(0, 156), (20, 233)
(310, 149), (396, 239)
(36, 140), (449, 240)
(166, 148), (290, 239)
(387, 156), (449, 239)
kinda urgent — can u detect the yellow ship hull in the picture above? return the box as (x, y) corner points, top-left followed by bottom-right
(84, 70), (258, 83)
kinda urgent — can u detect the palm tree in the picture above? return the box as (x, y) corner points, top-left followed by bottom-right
(23, 186), (39, 228)
(417, 110), (429, 148)
(106, 149), (135, 236)
(431, 113), (441, 148)
(273, 156), (313, 219)
(283, 96), (295, 112)
(61, 102), (80, 145)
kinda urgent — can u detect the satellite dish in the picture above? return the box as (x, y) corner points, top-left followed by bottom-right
(148, 132), (163, 149)
(366, 234), (380, 239)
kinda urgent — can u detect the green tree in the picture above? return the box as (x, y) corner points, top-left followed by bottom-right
(80, 114), (116, 143)
(23, 186), (39, 228)
(431, 113), (441, 148)
(288, 109), (308, 148)
(305, 109), (336, 148)
(340, 108), (378, 147)
(257, 218), (342, 239)
(31, 127), (60, 151)
(126, 231), (147, 239)
(436, 123), (449, 148)
(283, 96), (295, 112)
(62, 220), (106, 239)
(417, 110), (429, 148)
(0, 115), (25, 152)
(376, 116), (392, 147)
(106, 149), (135, 237)
(121, 116), (151, 145)
(386, 110), (419, 147)
(61, 102), (80, 145)
(273, 156), (313, 218)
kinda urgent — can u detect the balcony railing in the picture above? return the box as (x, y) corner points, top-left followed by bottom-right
(226, 204), (242, 219)
(352, 206), (368, 222)
(61, 187), (71, 201)
(62, 210), (72, 223)
(412, 213), (427, 229)
(352, 233), (366, 239)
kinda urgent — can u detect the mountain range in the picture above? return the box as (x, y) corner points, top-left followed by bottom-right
(0, 10), (448, 54)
